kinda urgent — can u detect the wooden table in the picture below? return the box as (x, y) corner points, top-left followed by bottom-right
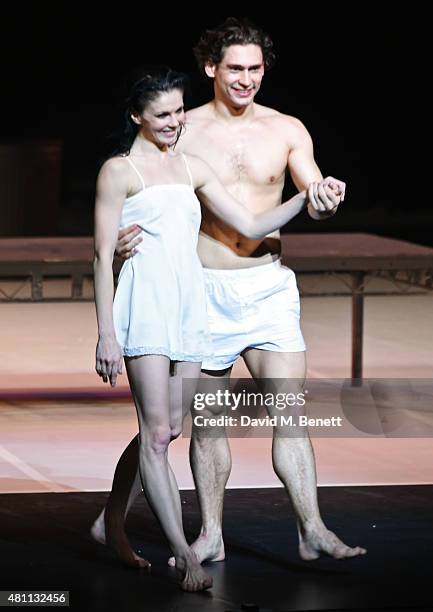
(280, 233), (433, 378)
(1, 233), (432, 378)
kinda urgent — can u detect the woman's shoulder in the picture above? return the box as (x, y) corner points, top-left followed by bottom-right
(182, 152), (209, 172)
(102, 154), (130, 171)
(182, 153), (214, 190)
(96, 156), (132, 194)
(98, 155), (131, 180)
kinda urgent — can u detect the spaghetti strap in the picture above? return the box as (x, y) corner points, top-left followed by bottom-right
(124, 156), (146, 190)
(182, 154), (194, 187)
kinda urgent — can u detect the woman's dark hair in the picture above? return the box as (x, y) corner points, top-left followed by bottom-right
(193, 17), (275, 76)
(109, 66), (189, 158)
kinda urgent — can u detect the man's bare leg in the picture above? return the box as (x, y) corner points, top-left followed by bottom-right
(90, 434), (149, 567)
(169, 368), (232, 565)
(90, 440), (136, 548)
(243, 348), (367, 560)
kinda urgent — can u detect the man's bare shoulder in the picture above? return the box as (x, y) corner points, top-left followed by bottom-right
(253, 102), (281, 119)
(256, 104), (310, 139)
(180, 105), (215, 148)
(186, 103), (215, 125)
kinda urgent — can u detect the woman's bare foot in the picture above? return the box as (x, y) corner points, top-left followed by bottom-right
(299, 524), (367, 560)
(90, 509), (150, 569)
(168, 530), (225, 567)
(175, 551), (213, 592)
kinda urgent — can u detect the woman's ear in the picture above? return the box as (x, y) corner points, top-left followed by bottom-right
(131, 114), (142, 126)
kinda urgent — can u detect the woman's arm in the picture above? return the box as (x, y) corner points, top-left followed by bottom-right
(188, 155), (333, 239)
(93, 158), (128, 386)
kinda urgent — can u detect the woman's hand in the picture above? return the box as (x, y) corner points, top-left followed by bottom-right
(96, 335), (123, 387)
(307, 178), (343, 215)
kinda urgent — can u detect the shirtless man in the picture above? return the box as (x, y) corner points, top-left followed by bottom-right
(91, 18), (366, 566)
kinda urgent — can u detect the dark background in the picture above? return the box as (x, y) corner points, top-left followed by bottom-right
(2, 6), (432, 244)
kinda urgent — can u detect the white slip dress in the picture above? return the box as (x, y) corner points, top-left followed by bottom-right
(112, 154), (210, 362)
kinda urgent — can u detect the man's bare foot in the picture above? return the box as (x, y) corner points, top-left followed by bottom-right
(299, 525), (367, 560)
(90, 509), (150, 569)
(90, 511), (107, 545)
(168, 530), (225, 567)
(175, 551), (213, 592)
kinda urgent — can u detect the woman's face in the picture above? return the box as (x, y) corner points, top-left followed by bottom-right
(135, 88), (185, 147)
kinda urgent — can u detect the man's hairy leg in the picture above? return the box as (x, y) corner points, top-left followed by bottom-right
(243, 348), (367, 560)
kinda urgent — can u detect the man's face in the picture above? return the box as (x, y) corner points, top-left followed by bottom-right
(207, 44), (265, 108)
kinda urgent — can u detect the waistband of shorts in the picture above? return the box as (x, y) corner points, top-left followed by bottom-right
(203, 258), (290, 280)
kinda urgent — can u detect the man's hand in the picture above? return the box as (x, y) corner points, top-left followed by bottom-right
(307, 177), (345, 220)
(322, 176), (346, 201)
(115, 224), (142, 260)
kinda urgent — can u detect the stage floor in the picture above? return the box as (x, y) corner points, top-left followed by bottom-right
(1, 486), (432, 611)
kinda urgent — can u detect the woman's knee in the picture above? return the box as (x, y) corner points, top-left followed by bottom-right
(141, 425), (172, 455)
(170, 423), (182, 441)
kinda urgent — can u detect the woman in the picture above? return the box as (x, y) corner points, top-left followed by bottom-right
(93, 67), (337, 591)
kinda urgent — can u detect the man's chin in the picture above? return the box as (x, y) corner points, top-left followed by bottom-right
(230, 93), (255, 107)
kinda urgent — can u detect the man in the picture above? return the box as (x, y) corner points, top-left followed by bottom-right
(92, 18), (366, 566)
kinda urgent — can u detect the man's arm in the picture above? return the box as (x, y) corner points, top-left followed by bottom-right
(189, 155), (338, 239)
(286, 117), (344, 219)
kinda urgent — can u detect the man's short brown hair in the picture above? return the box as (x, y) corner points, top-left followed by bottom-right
(194, 17), (275, 76)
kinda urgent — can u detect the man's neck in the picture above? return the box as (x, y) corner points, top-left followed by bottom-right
(210, 96), (256, 124)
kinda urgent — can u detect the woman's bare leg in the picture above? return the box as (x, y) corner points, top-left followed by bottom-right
(126, 354), (211, 591)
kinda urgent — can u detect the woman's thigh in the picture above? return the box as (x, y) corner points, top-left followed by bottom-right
(125, 354), (171, 431)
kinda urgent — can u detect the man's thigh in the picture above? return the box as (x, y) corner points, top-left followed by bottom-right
(243, 349), (308, 432)
(243, 348), (306, 381)
(190, 367), (232, 423)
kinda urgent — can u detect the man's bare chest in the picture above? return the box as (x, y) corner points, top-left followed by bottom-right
(184, 123), (289, 186)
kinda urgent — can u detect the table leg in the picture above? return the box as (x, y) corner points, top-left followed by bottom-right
(351, 272), (365, 382)
(71, 273), (84, 299)
(31, 272), (43, 300)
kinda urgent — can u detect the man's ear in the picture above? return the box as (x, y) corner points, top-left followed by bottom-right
(204, 62), (217, 78)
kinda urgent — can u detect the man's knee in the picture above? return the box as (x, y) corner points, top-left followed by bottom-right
(191, 412), (230, 447)
(191, 402), (229, 434)
(263, 378), (307, 425)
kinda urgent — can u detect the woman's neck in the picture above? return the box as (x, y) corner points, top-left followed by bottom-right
(130, 132), (170, 156)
